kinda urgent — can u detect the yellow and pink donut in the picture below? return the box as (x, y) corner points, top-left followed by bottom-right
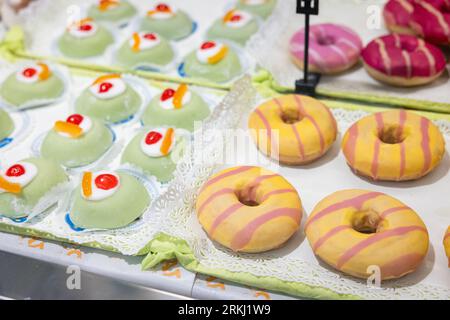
(196, 166), (302, 253)
(305, 189), (429, 280)
(248, 95), (337, 165)
(342, 110), (445, 181)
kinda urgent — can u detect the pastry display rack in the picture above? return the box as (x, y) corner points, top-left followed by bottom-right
(0, 0), (449, 300)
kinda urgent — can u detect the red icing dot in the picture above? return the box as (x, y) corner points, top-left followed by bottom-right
(201, 41), (216, 50)
(144, 33), (157, 41)
(66, 114), (84, 125)
(99, 82), (113, 93)
(6, 164), (26, 177)
(23, 68), (37, 78)
(230, 15), (242, 22)
(156, 3), (170, 11)
(95, 174), (119, 190)
(79, 24), (93, 32)
(145, 131), (163, 145)
(161, 88), (175, 101)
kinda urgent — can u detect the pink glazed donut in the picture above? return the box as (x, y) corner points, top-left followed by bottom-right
(410, 0), (450, 45)
(383, 0), (416, 34)
(362, 34), (446, 87)
(289, 23), (363, 75)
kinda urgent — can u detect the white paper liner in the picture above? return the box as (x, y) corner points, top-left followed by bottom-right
(0, 179), (73, 222)
(0, 62), (71, 111)
(0, 109), (33, 151)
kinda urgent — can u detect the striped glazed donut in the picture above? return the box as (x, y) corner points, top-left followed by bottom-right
(196, 166), (302, 253)
(342, 110), (445, 181)
(361, 34), (446, 87)
(444, 226), (450, 267)
(248, 95), (338, 165)
(305, 190), (429, 280)
(289, 23), (363, 74)
(411, 0), (450, 45)
(383, 0), (416, 35)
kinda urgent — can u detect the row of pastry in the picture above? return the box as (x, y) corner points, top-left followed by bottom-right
(197, 94), (449, 281)
(289, 0), (450, 87)
(53, 1), (277, 82)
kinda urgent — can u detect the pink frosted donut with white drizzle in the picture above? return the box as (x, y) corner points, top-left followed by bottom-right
(383, 0), (416, 34)
(289, 23), (363, 75)
(410, 0), (450, 45)
(361, 34), (446, 87)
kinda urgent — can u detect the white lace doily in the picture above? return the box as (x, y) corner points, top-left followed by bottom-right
(150, 82), (450, 300)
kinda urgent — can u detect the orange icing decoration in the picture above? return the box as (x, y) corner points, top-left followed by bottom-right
(99, 0), (118, 11)
(54, 121), (83, 139)
(223, 10), (236, 23)
(37, 63), (51, 81)
(92, 74), (121, 85)
(132, 32), (141, 52)
(208, 46), (229, 64)
(82, 172), (93, 198)
(160, 128), (175, 156)
(173, 84), (188, 109)
(0, 176), (21, 194)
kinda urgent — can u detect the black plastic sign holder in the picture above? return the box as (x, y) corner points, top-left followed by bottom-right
(295, 0), (321, 97)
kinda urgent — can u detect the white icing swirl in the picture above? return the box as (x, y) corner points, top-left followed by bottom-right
(147, 3), (177, 20)
(0, 162), (38, 193)
(241, 0), (267, 5)
(129, 32), (161, 51)
(68, 20), (98, 38)
(15, 64), (47, 84)
(56, 114), (93, 138)
(89, 77), (126, 100)
(140, 128), (175, 158)
(82, 171), (120, 201)
(159, 89), (192, 110)
(224, 10), (253, 29)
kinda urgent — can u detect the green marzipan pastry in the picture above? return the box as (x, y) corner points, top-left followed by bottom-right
(0, 109), (14, 140)
(0, 73), (64, 107)
(141, 92), (210, 132)
(140, 11), (193, 41)
(183, 49), (242, 83)
(40, 119), (114, 168)
(207, 18), (259, 46)
(75, 84), (141, 124)
(236, 0), (277, 19)
(115, 36), (175, 69)
(0, 158), (68, 219)
(88, 1), (137, 22)
(70, 172), (150, 229)
(58, 26), (114, 59)
(121, 130), (184, 182)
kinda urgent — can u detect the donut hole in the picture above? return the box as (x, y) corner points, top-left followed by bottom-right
(378, 126), (405, 144)
(317, 35), (335, 46)
(281, 108), (303, 124)
(352, 210), (381, 234)
(235, 188), (260, 207)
